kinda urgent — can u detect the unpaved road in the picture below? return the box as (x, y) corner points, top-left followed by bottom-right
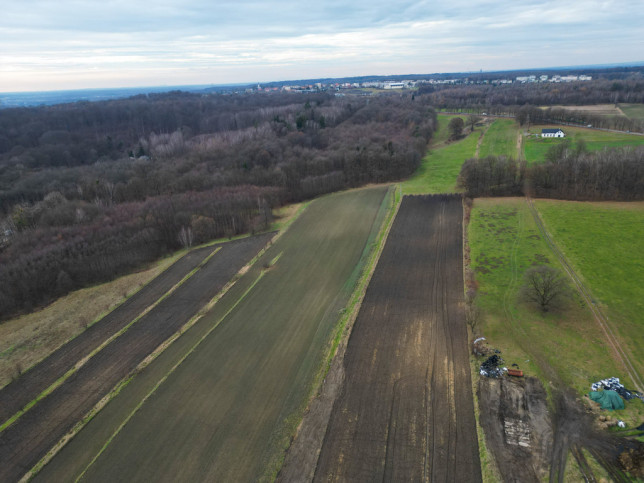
(314, 195), (481, 482)
(0, 234), (273, 482)
(478, 376), (552, 482)
(0, 245), (216, 426)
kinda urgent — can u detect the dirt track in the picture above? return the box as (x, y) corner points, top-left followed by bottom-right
(0, 234), (272, 482)
(0, 245), (216, 426)
(314, 195), (481, 482)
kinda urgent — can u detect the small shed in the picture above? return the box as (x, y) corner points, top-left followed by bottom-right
(541, 128), (565, 138)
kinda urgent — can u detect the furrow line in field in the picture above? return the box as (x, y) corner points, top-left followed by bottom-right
(0, 246), (221, 434)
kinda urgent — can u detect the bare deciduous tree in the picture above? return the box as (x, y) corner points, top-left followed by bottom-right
(468, 114), (482, 132)
(520, 265), (570, 312)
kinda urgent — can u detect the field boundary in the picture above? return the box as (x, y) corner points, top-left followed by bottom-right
(277, 185), (402, 482)
(20, 232), (283, 482)
(0, 249), (189, 392)
(0, 246), (222, 435)
(324, 185), (401, 374)
(526, 197), (644, 393)
(70, 271), (268, 483)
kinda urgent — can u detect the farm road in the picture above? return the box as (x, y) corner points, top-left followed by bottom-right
(315, 195), (481, 482)
(0, 245), (215, 427)
(0, 234), (273, 482)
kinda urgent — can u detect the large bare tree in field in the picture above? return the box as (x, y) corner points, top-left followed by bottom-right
(520, 265), (570, 312)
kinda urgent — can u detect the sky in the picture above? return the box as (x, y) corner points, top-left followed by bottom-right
(1, 0), (643, 92)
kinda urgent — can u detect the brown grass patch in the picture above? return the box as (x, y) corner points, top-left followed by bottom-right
(0, 254), (182, 389)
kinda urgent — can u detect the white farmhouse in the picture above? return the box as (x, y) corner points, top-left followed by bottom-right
(541, 128), (565, 138)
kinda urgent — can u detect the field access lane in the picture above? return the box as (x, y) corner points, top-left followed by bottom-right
(315, 195), (481, 482)
(0, 234), (273, 483)
(0, 245), (215, 426)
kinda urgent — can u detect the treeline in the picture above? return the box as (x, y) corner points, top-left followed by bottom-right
(419, 79), (644, 132)
(0, 186), (278, 317)
(458, 146), (644, 201)
(0, 92), (436, 319)
(419, 78), (644, 107)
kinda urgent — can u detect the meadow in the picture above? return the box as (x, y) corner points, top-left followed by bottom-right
(619, 103), (644, 120)
(401, 115), (479, 194)
(468, 198), (643, 428)
(534, 200), (644, 382)
(38, 186), (393, 482)
(523, 125), (644, 163)
(478, 119), (519, 158)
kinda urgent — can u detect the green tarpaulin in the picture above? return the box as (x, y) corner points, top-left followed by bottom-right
(589, 390), (625, 410)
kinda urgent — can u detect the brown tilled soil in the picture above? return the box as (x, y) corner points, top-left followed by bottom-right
(478, 376), (553, 482)
(478, 375), (644, 483)
(312, 195), (481, 482)
(0, 234), (273, 482)
(0, 245), (215, 426)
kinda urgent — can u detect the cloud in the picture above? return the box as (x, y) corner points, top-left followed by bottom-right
(1, 0), (643, 91)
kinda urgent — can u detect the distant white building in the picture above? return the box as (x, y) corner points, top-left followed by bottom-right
(541, 128), (565, 138)
(384, 82), (405, 89)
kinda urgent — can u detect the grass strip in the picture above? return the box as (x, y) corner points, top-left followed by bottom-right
(0, 249), (187, 391)
(324, 185), (401, 376)
(462, 198), (501, 483)
(72, 271), (267, 483)
(22, 246), (273, 481)
(0, 246), (221, 434)
(22, 210), (306, 481)
(265, 186), (401, 481)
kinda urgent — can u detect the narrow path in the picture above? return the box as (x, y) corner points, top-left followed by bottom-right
(474, 122), (490, 158)
(525, 198), (644, 393)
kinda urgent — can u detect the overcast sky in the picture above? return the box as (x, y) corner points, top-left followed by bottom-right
(1, 0), (643, 92)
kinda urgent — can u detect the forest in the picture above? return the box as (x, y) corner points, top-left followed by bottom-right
(420, 78), (644, 132)
(0, 91), (436, 319)
(458, 145), (644, 200)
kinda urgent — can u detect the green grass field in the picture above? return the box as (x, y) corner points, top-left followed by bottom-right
(619, 103), (644, 120)
(478, 119), (519, 158)
(402, 116), (479, 194)
(523, 125), (644, 163)
(38, 187), (393, 482)
(534, 200), (644, 384)
(431, 114), (456, 145)
(467, 199), (644, 426)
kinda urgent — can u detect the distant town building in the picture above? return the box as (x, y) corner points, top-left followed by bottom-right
(541, 128), (565, 138)
(384, 82), (405, 89)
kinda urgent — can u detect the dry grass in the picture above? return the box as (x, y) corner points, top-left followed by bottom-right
(270, 202), (304, 230)
(0, 253), (183, 389)
(544, 104), (626, 117)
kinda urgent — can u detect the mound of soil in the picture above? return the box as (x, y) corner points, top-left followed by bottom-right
(478, 376), (552, 482)
(619, 444), (644, 478)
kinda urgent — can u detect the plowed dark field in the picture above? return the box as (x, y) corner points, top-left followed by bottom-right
(315, 195), (481, 482)
(0, 234), (273, 482)
(0, 245), (215, 426)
